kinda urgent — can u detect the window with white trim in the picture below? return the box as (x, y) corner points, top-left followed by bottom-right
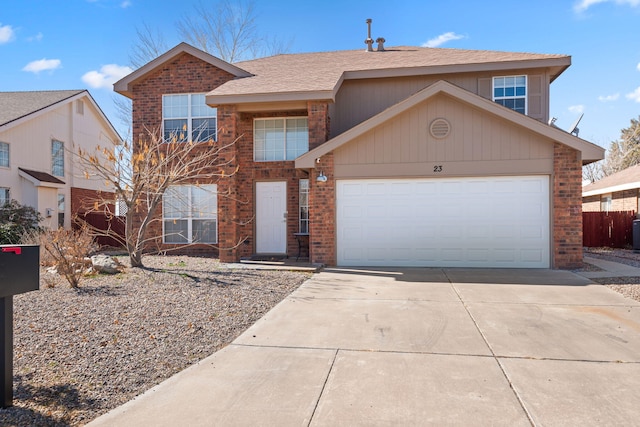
(493, 76), (527, 114)
(254, 117), (309, 161)
(0, 142), (9, 168)
(162, 94), (217, 143)
(52, 140), (64, 177)
(299, 179), (309, 234)
(163, 185), (218, 244)
(0, 142), (9, 167)
(0, 188), (9, 205)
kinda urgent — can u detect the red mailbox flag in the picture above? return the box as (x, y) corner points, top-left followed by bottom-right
(1, 247), (21, 255)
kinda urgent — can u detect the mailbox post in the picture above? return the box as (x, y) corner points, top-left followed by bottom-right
(0, 244), (40, 408)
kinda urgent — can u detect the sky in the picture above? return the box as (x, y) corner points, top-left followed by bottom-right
(2, 0), (639, 150)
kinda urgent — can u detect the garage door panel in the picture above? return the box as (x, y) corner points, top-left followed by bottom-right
(337, 176), (549, 268)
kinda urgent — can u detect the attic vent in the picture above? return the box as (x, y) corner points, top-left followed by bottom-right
(76, 100), (84, 115)
(430, 118), (451, 139)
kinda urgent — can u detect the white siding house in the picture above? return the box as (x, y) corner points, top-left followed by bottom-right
(0, 90), (121, 229)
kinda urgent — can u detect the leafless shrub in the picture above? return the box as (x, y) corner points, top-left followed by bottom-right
(24, 226), (99, 288)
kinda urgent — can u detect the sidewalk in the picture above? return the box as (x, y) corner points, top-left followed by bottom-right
(578, 256), (640, 279)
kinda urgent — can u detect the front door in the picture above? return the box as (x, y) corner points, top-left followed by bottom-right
(256, 181), (287, 254)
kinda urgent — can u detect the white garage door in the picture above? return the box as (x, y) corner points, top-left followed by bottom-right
(337, 176), (550, 268)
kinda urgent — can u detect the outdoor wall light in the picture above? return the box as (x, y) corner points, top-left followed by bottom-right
(317, 171), (327, 182)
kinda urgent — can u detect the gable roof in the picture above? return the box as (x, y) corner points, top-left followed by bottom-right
(0, 90), (121, 144)
(114, 42), (253, 98)
(296, 80), (604, 169)
(0, 90), (84, 127)
(207, 46), (571, 105)
(582, 164), (640, 197)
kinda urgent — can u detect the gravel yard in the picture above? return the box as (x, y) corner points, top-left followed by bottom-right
(0, 255), (310, 427)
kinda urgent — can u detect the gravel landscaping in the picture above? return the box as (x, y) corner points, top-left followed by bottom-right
(0, 255), (310, 427)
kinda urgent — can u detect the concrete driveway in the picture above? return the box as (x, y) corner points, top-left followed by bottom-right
(88, 268), (640, 426)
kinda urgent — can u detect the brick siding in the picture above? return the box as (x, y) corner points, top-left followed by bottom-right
(553, 143), (583, 269)
(128, 52), (237, 257)
(583, 191), (639, 213)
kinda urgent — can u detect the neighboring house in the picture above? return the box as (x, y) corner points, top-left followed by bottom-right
(0, 90), (121, 229)
(114, 41), (604, 269)
(583, 164), (640, 213)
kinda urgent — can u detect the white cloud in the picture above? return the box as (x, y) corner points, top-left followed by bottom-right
(0, 24), (15, 44)
(627, 87), (640, 102)
(569, 105), (585, 114)
(27, 32), (43, 42)
(121, 0), (132, 7)
(637, 62), (640, 71)
(574, 0), (640, 12)
(82, 64), (132, 89)
(22, 58), (61, 73)
(422, 32), (465, 48)
(598, 93), (619, 102)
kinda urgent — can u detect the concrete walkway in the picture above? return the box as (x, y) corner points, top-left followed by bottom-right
(580, 255), (640, 278)
(88, 267), (640, 426)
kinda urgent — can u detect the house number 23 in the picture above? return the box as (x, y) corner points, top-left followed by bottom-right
(433, 165), (443, 172)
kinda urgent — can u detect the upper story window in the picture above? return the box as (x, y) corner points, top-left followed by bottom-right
(52, 140), (64, 177)
(162, 94), (217, 143)
(254, 117), (309, 161)
(0, 142), (8, 167)
(493, 76), (527, 114)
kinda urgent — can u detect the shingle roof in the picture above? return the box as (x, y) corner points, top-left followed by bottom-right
(18, 168), (66, 185)
(0, 90), (85, 127)
(207, 46), (570, 102)
(583, 164), (640, 196)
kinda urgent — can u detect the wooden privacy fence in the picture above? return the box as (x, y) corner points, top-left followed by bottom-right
(582, 211), (636, 248)
(73, 212), (126, 248)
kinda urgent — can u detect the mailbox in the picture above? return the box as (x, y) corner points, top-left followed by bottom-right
(0, 245), (40, 298)
(0, 244), (40, 407)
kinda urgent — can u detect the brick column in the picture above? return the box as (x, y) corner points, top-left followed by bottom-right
(553, 142), (583, 269)
(306, 101), (335, 265)
(308, 101), (330, 150)
(217, 105), (240, 262)
(309, 153), (336, 266)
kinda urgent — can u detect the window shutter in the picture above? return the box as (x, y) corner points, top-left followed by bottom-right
(478, 78), (492, 100)
(528, 75), (544, 122)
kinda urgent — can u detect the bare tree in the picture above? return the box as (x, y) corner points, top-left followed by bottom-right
(177, 0), (258, 62)
(582, 160), (603, 183)
(176, 0), (291, 62)
(113, 23), (170, 135)
(129, 22), (169, 69)
(75, 126), (239, 268)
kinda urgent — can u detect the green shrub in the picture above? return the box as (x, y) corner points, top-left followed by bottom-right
(0, 200), (43, 244)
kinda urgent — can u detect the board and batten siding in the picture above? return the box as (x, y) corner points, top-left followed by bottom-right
(331, 70), (550, 138)
(333, 93), (554, 179)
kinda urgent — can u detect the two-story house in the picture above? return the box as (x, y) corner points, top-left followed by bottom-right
(0, 90), (121, 229)
(115, 41), (604, 269)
